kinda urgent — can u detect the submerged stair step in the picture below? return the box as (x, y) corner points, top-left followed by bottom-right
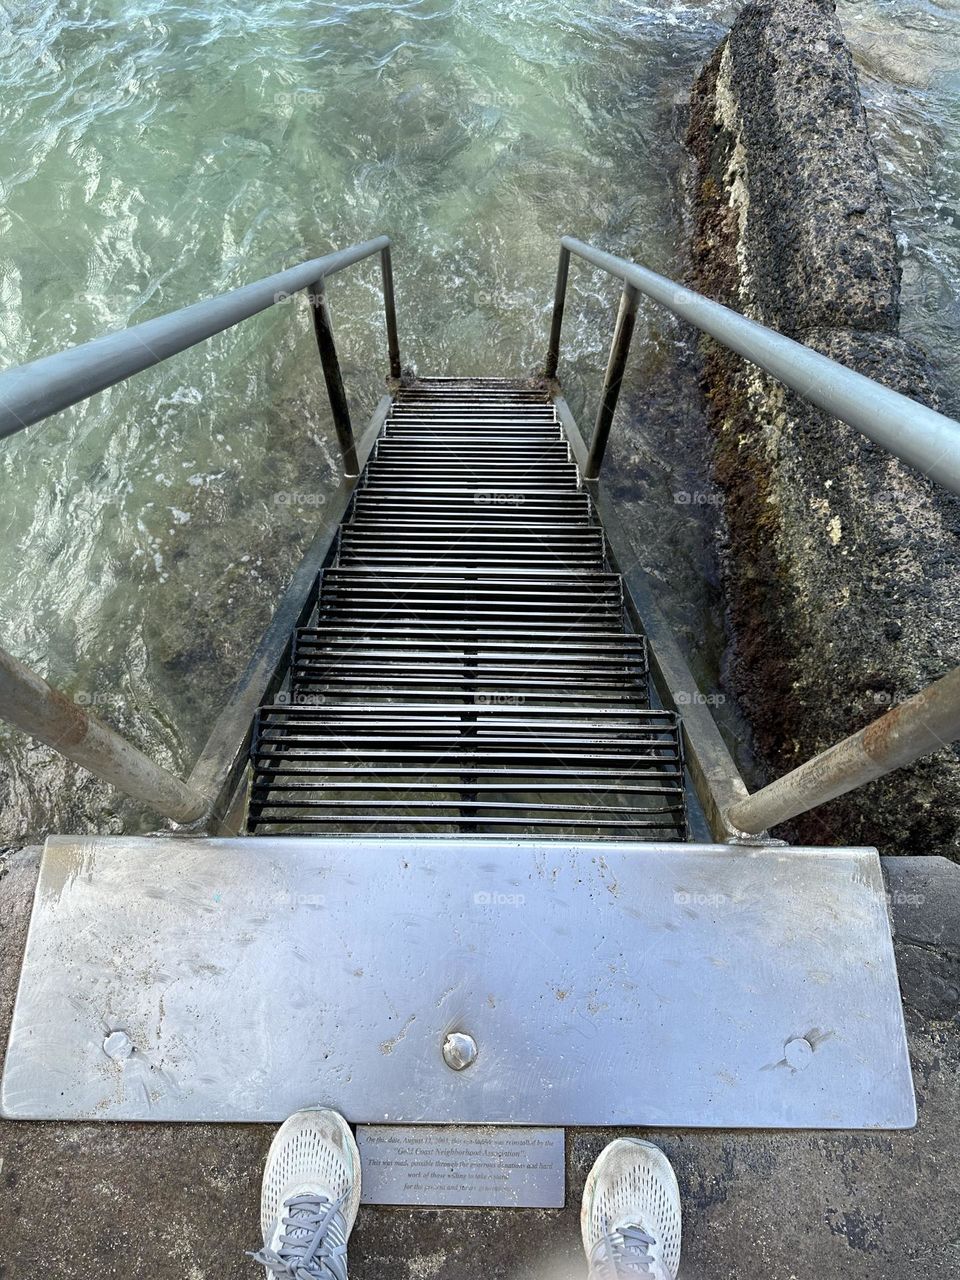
(334, 553), (604, 568)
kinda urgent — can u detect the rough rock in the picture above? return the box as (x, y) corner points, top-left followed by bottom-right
(686, 0), (960, 857)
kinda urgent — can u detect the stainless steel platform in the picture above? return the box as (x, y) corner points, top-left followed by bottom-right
(1, 836), (916, 1128)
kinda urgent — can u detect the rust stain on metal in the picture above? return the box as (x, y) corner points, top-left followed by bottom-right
(47, 687), (91, 749)
(861, 692), (922, 762)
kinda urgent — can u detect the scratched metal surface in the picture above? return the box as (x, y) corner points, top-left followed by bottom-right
(1, 836), (916, 1127)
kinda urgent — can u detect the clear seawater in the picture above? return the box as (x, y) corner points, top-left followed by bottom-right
(838, 0), (960, 405)
(0, 0), (956, 841)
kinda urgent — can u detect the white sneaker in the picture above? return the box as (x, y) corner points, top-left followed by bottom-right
(581, 1138), (682, 1279)
(249, 1108), (362, 1280)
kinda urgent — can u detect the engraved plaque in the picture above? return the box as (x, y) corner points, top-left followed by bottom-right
(356, 1125), (565, 1207)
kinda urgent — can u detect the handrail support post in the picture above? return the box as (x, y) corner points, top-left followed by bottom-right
(544, 245), (571, 380)
(0, 644), (207, 824)
(309, 278), (359, 476)
(380, 246), (402, 379)
(725, 665), (960, 834)
(584, 281), (641, 480)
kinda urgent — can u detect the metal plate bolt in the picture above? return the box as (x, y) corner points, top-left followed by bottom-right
(103, 1030), (134, 1062)
(442, 1031), (478, 1071)
(784, 1036), (814, 1071)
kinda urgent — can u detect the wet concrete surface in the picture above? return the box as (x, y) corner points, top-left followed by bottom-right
(0, 846), (956, 1279)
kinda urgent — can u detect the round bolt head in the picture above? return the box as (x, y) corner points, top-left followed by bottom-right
(103, 1030), (134, 1062)
(784, 1036), (814, 1071)
(442, 1031), (478, 1071)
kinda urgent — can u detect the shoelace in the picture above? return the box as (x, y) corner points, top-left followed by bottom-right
(588, 1225), (662, 1278)
(248, 1193), (349, 1280)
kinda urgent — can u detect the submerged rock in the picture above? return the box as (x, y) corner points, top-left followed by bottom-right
(687, 0), (960, 857)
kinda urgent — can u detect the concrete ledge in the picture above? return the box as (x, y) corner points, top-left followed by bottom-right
(884, 855), (960, 1024)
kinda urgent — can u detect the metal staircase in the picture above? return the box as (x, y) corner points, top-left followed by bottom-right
(248, 378), (686, 839)
(0, 233), (934, 1132)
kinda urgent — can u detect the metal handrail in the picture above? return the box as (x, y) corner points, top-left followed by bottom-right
(547, 234), (960, 837)
(4, 224), (959, 837)
(0, 234), (401, 824)
(727, 666), (960, 835)
(547, 235), (960, 492)
(0, 234), (400, 463)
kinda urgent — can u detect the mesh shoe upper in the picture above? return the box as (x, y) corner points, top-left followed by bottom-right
(581, 1138), (682, 1280)
(252, 1109), (361, 1280)
(250, 1193), (349, 1280)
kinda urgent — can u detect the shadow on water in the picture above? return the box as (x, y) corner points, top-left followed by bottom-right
(0, 0), (955, 838)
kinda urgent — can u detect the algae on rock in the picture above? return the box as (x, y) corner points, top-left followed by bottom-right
(687, 0), (960, 858)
